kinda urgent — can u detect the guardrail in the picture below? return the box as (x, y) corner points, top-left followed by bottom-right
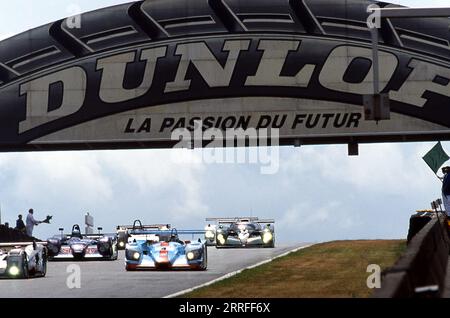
(373, 214), (449, 298)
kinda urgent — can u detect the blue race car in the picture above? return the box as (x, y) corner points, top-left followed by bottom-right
(125, 222), (207, 271)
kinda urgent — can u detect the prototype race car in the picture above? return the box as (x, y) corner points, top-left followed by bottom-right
(116, 222), (171, 250)
(206, 217), (275, 248)
(0, 242), (47, 279)
(125, 221), (207, 271)
(46, 224), (118, 261)
(204, 223), (217, 246)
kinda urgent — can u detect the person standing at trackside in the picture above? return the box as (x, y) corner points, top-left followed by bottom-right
(441, 167), (450, 217)
(26, 208), (41, 237)
(15, 214), (26, 233)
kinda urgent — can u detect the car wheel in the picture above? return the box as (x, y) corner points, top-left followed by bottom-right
(40, 251), (48, 277)
(21, 255), (29, 279)
(200, 247), (208, 271)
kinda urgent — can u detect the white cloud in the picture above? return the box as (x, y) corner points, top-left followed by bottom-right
(2, 152), (113, 204)
(278, 200), (362, 242)
(281, 143), (438, 196)
(98, 149), (209, 220)
(0, 149), (210, 237)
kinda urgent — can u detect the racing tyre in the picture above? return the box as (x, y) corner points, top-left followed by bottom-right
(198, 246), (208, 271)
(21, 255), (29, 279)
(112, 245), (119, 260)
(106, 246), (118, 261)
(40, 251), (48, 277)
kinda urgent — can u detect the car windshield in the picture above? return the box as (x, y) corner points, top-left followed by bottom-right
(159, 234), (172, 242)
(231, 223), (256, 231)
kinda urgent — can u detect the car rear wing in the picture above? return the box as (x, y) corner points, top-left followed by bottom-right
(51, 232), (117, 240)
(206, 217), (259, 223)
(206, 217), (275, 224)
(56, 225), (115, 238)
(117, 224), (171, 230)
(130, 229), (205, 235)
(255, 219), (275, 224)
(83, 233), (117, 239)
(128, 230), (206, 240)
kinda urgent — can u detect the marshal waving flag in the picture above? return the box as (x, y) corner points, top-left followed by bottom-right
(422, 142), (450, 174)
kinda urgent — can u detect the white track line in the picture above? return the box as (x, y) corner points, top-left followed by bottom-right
(163, 244), (315, 298)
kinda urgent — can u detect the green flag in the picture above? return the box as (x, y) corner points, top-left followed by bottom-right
(422, 142), (449, 174)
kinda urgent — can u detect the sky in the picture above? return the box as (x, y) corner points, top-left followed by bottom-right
(0, 0), (449, 243)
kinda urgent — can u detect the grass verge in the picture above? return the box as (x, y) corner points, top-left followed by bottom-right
(183, 240), (406, 298)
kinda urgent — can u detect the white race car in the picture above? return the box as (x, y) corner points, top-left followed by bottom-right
(0, 242), (48, 279)
(206, 217), (275, 248)
(204, 224), (217, 246)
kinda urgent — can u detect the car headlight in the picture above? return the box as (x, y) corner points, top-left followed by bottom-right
(262, 232), (273, 244)
(217, 234), (226, 245)
(187, 252), (195, 260)
(205, 230), (215, 239)
(126, 249), (141, 260)
(8, 266), (20, 276)
(186, 250), (201, 260)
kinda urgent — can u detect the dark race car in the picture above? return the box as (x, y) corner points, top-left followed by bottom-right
(206, 217), (275, 248)
(46, 224), (118, 261)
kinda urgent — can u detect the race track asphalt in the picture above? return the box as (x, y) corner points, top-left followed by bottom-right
(0, 244), (305, 298)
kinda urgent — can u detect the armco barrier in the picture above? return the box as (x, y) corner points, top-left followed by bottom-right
(373, 214), (449, 298)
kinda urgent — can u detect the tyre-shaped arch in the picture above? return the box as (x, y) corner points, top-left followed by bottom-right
(0, 0), (448, 151)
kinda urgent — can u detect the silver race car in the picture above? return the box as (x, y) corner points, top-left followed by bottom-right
(0, 242), (48, 279)
(206, 217), (275, 248)
(46, 224), (118, 261)
(204, 223), (217, 246)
